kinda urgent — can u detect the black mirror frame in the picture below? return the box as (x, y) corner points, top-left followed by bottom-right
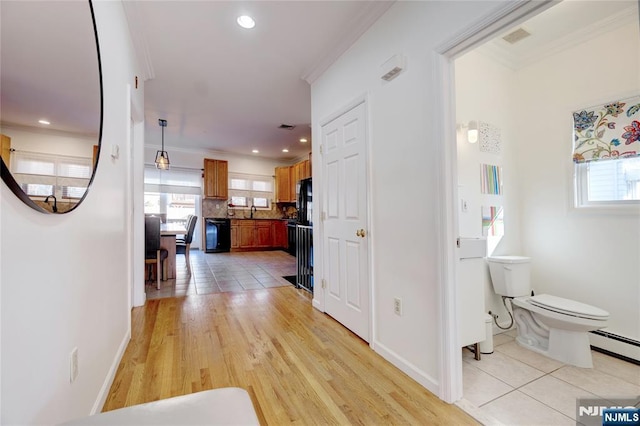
(0, 0), (103, 214)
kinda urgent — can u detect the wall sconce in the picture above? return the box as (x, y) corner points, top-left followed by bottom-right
(467, 121), (478, 144)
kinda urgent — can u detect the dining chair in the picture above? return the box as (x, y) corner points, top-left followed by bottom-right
(176, 214), (194, 244)
(176, 215), (198, 266)
(145, 215), (168, 290)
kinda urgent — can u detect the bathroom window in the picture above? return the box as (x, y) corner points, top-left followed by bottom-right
(572, 96), (640, 208)
(575, 157), (640, 207)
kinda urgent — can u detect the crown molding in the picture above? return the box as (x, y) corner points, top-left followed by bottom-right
(301, 1), (395, 85)
(122, 1), (155, 81)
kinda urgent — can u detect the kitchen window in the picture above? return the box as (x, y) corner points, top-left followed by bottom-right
(10, 151), (91, 199)
(228, 173), (273, 209)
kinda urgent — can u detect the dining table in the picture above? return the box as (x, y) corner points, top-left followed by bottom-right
(160, 222), (187, 280)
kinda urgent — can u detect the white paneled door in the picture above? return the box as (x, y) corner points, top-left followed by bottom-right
(322, 101), (370, 342)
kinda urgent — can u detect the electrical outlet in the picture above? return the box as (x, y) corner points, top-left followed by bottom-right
(70, 347), (78, 383)
(394, 298), (402, 316)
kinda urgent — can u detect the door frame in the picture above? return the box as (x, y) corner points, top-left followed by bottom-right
(314, 94), (374, 345)
(434, 0), (557, 403)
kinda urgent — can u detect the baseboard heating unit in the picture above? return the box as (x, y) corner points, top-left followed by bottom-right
(590, 330), (640, 365)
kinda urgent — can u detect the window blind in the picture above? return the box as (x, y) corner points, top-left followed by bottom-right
(572, 96), (640, 163)
(144, 166), (202, 195)
(11, 151), (91, 199)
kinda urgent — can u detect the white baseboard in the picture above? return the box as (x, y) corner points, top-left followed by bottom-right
(91, 330), (131, 415)
(312, 298), (322, 311)
(371, 340), (440, 397)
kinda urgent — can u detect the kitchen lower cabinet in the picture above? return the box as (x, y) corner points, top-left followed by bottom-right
(238, 221), (256, 249)
(272, 221), (287, 248)
(230, 219), (287, 251)
(230, 224), (239, 249)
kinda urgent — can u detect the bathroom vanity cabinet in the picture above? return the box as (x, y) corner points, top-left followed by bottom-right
(457, 238), (488, 358)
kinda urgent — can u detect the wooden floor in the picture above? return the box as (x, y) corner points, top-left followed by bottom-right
(103, 286), (478, 425)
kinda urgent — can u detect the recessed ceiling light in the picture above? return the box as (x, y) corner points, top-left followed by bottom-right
(299, 138), (308, 143)
(38, 119), (50, 125)
(252, 149), (259, 153)
(282, 149), (289, 153)
(237, 15), (255, 29)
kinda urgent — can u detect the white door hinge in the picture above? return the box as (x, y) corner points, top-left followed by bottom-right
(321, 279), (326, 289)
(319, 144), (323, 154)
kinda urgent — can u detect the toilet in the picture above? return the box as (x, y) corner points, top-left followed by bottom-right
(487, 255), (609, 368)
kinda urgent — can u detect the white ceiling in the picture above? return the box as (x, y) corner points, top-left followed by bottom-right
(2, 0), (636, 164)
(476, 0), (638, 70)
(125, 1), (393, 161)
(0, 1), (100, 137)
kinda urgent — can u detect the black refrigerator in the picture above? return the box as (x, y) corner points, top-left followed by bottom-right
(296, 177), (312, 225)
(296, 178), (313, 293)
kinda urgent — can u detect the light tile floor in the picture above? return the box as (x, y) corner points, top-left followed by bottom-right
(146, 249), (297, 300)
(459, 329), (640, 425)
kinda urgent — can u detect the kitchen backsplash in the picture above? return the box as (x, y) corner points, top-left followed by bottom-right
(202, 199), (297, 219)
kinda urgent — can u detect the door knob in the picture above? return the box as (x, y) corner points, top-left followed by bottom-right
(356, 229), (366, 238)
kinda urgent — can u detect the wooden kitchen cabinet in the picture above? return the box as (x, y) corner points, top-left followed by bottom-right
(230, 222), (239, 249)
(203, 158), (228, 199)
(274, 157), (311, 204)
(272, 220), (287, 248)
(230, 219), (287, 251)
(275, 166), (292, 202)
(238, 220), (256, 248)
(1, 134), (11, 167)
(255, 221), (272, 248)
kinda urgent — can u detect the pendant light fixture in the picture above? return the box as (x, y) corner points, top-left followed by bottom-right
(155, 118), (170, 170)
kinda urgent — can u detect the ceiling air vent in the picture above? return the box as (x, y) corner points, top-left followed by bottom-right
(502, 27), (531, 44)
(278, 124), (296, 130)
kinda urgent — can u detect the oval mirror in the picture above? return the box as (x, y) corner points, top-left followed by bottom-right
(0, 0), (102, 214)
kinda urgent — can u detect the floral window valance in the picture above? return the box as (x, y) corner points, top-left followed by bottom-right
(572, 95), (640, 163)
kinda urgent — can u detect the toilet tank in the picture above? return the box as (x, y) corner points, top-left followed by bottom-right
(487, 256), (531, 297)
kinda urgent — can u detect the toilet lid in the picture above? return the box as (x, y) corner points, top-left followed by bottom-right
(529, 294), (609, 319)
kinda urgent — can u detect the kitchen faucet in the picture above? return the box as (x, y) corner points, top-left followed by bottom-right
(44, 195), (58, 213)
(250, 205), (257, 219)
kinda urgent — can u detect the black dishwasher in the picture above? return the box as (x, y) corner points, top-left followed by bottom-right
(205, 218), (231, 253)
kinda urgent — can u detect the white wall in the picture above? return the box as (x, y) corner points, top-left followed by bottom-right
(311, 0), (509, 396)
(515, 21), (640, 344)
(0, 126), (96, 159)
(0, 2), (140, 424)
(455, 19), (640, 350)
(143, 146), (289, 176)
(455, 50), (521, 326)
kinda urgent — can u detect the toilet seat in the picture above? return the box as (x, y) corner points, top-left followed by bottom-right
(527, 294), (609, 320)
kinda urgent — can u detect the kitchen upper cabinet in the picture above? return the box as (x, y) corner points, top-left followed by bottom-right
(274, 157), (311, 203)
(275, 166), (291, 202)
(203, 158), (228, 199)
(1, 134), (11, 168)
